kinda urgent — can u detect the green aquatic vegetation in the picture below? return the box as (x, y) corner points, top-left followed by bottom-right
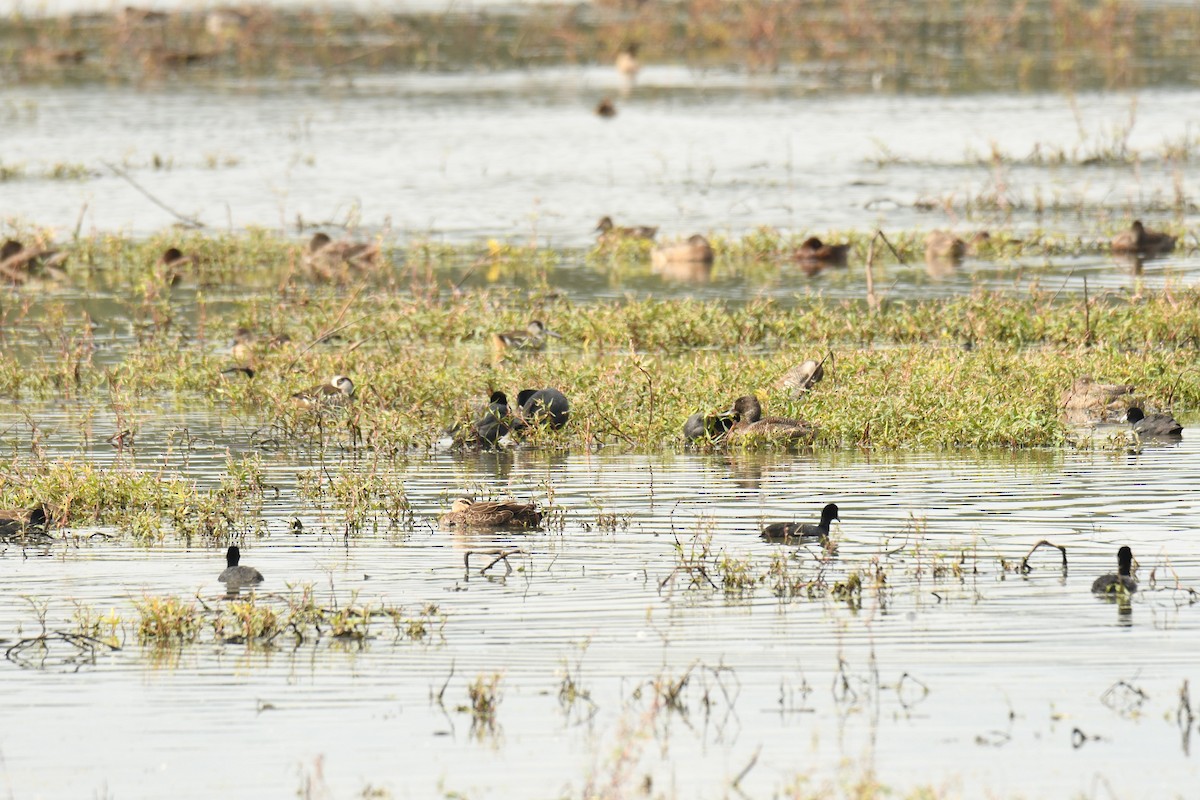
(86, 588), (432, 649)
(463, 672), (504, 737)
(136, 595), (202, 643)
(5, 230), (1200, 453)
(295, 467), (414, 531)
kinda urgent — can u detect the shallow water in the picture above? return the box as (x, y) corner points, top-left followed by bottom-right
(2, 78), (1198, 248)
(2, 400), (1200, 798)
(4, 8), (1200, 797)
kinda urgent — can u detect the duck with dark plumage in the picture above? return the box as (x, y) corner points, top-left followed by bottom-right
(761, 503), (840, 542)
(1126, 407), (1183, 437)
(219, 545), (264, 588)
(1091, 546), (1136, 595)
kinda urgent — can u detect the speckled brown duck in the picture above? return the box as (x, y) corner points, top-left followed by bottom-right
(439, 498), (543, 529)
(1058, 376), (1135, 423)
(725, 395), (816, 445)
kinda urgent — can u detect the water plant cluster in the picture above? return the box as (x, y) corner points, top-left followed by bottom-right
(1, 230), (1196, 472)
(2, 0), (1199, 94)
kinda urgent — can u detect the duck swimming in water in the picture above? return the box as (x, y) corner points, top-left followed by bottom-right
(439, 498), (543, 529)
(651, 235), (713, 269)
(1111, 221), (1175, 256)
(793, 236), (850, 267)
(761, 503), (840, 542)
(1091, 546), (1136, 595)
(596, 216), (658, 243)
(218, 545), (264, 587)
(1127, 407), (1183, 437)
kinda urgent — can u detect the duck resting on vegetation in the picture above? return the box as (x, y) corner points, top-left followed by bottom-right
(1091, 546), (1136, 595)
(1058, 376), (1135, 422)
(1126, 407), (1183, 437)
(1110, 221), (1175, 256)
(302, 232), (381, 280)
(218, 545), (264, 587)
(515, 387), (570, 430)
(473, 391), (516, 447)
(155, 247), (195, 285)
(761, 503), (840, 542)
(291, 375), (355, 407)
(0, 506), (51, 541)
(725, 395), (816, 445)
(492, 320), (560, 353)
(596, 216), (658, 242)
(0, 239), (68, 284)
(651, 235), (714, 269)
(439, 498), (543, 529)
(775, 359), (825, 399)
(682, 410), (736, 443)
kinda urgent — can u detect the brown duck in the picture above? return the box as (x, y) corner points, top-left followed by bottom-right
(440, 498), (543, 529)
(726, 395), (816, 445)
(1, 239), (68, 284)
(793, 237), (850, 267)
(596, 216), (658, 242)
(302, 232), (381, 280)
(1058, 376), (1134, 422)
(651, 235), (713, 269)
(1110, 221), (1176, 256)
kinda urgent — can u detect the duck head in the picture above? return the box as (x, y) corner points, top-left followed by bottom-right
(330, 375), (354, 396)
(1117, 545), (1134, 576)
(28, 505), (49, 528)
(309, 232), (332, 252)
(452, 498), (474, 513)
(226, 545), (241, 567)
(729, 395), (763, 423)
(595, 217), (615, 233)
(1126, 407), (1145, 423)
(528, 320), (561, 338)
(820, 503), (840, 526)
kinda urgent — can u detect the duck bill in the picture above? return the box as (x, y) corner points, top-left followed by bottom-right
(544, 329), (562, 339)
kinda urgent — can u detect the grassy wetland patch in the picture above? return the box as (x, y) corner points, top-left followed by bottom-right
(3, 0), (1200, 94)
(1, 229), (1198, 469)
